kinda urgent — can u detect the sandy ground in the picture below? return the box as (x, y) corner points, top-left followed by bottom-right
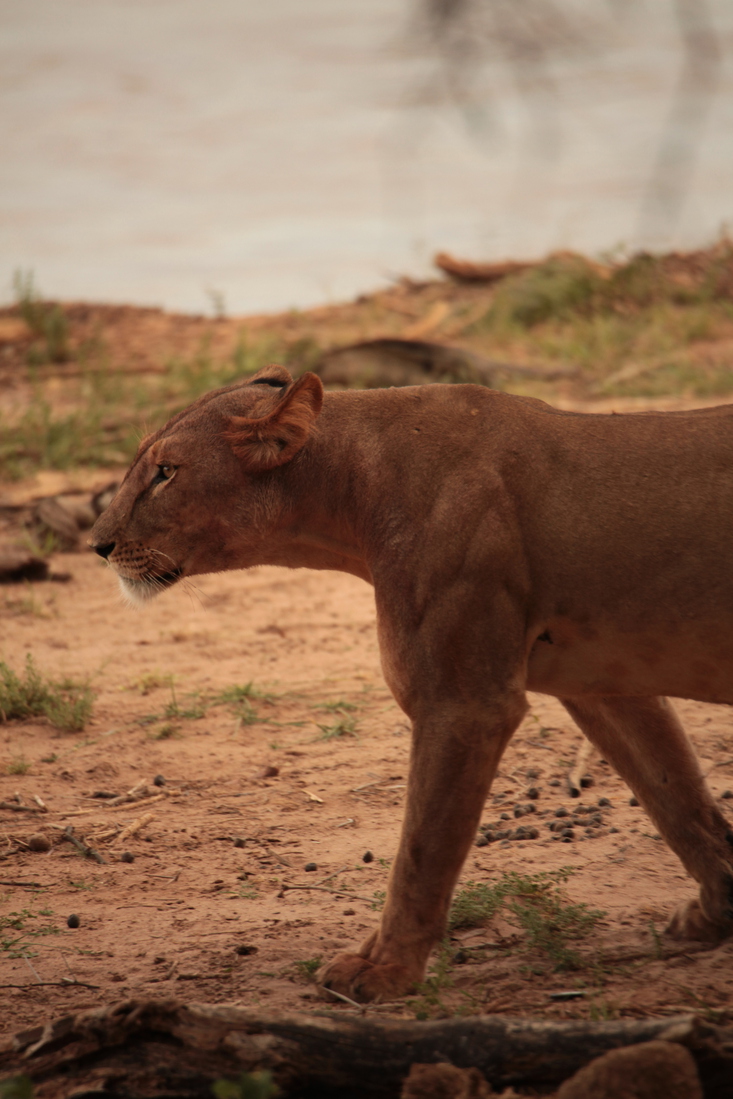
(2, 538), (733, 1040)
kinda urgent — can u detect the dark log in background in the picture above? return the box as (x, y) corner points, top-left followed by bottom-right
(2, 1000), (733, 1098)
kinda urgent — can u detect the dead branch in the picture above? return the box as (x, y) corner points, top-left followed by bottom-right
(1, 1000), (731, 1098)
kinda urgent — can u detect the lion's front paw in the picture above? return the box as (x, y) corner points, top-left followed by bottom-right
(317, 952), (416, 1003)
(666, 898), (732, 943)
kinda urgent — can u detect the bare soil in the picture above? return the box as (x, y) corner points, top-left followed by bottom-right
(1, 275), (733, 1046)
(1, 537), (733, 1039)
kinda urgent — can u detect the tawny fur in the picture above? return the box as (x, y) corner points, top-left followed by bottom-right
(90, 366), (733, 1003)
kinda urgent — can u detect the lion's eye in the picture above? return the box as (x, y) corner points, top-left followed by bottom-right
(153, 464), (176, 486)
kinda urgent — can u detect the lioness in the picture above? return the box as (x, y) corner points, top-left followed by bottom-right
(90, 366), (733, 1003)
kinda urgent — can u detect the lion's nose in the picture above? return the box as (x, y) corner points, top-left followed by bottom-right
(94, 542), (116, 559)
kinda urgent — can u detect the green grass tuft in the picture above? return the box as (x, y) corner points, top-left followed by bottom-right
(316, 717), (357, 740)
(0, 656), (94, 732)
(449, 870), (604, 971)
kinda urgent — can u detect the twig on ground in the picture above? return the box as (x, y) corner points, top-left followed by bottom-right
(318, 865), (350, 885)
(23, 955), (43, 984)
(322, 987), (364, 1010)
(0, 981), (100, 990)
(280, 884), (374, 903)
(114, 812), (155, 845)
(62, 826), (107, 864)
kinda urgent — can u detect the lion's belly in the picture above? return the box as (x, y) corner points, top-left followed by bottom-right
(526, 619), (733, 704)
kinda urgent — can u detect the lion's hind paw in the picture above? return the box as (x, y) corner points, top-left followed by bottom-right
(666, 897), (733, 943)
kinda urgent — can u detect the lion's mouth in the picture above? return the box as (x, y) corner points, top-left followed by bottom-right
(118, 568), (183, 606)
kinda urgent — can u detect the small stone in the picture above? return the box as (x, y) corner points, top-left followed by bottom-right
(452, 949), (469, 964)
(580, 774), (594, 788)
(555, 807), (569, 818)
(483, 830), (495, 842)
(27, 834), (51, 853)
(362, 850), (374, 863)
(721, 790), (733, 799)
(234, 944), (258, 956)
(524, 802), (536, 813)
(610, 826), (620, 834)
(562, 828), (575, 839)
(402, 1063), (492, 1099)
(304, 862), (317, 872)
(120, 851), (135, 863)
(67, 914), (80, 929)
(629, 796), (639, 807)
(343, 908), (355, 915)
(500, 812), (510, 820)
(153, 774), (166, 787)
(526, 768), (540, 780)
(549, 778), (561, 787)
(555, 1039), (702, 1099)
(527, 827), (539, 839)
(233, 837), (246, 848)
(598, 797), (612, 807)
(475, 834), (489, 847)
(258, 765), (279, 779)
(526, 786), (540, 799)
(513, 806), (525, 818)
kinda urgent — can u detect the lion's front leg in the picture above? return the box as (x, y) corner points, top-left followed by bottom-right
(317, 696), (526, 1003)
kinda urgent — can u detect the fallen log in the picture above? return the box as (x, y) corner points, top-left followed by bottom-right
(434, 253), (534, 283)
(1, 1000), (732, 1098)
(313, 338), (577, 391)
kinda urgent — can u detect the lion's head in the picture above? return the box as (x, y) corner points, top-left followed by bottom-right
(89, 366), (323, 604)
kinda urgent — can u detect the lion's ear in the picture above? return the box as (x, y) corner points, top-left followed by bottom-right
(224, 372), (324, 471)
(245, 365), (293, 388)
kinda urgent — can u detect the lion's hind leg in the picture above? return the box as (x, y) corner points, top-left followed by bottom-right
(561, 695), (733, 942)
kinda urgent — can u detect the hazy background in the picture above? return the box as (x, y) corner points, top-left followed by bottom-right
(2, 0), (732, 315)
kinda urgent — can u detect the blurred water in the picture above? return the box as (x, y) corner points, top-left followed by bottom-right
(1, 0), (732, 314)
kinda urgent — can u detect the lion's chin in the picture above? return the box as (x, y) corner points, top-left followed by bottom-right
(118, 572), (181, 607)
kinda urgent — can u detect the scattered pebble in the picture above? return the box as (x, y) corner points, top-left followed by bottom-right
(475, 835), (489, 847)
(343, 908), (355, 916)
(549, 778), (561, 787)
(259, 765), (279, 779)
(304, 862), (317, 872)
(526, 786), (539, 799)
(580, 774), (594, 788)
(598, 797), (612, 807)
(67, 914), (80, 929)
(629, 796), (639, 807)
(153, 774), (166, 787)
(555, 807), (569, 818)
(500, 812), (510, 821)
(452, 949), (469, 964)
(609, 826), (620, 834)
(526, 768), (540, 780)
(120, 851), (135, 863)
(722, 790), (733, 799)
(233, 837), (246, 848)
(234, 944), (258, 956)
(27, 834), (51, 853)
(362, 850), (374, 863)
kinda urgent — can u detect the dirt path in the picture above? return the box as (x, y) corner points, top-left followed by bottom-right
(2, 546), (733, 1037)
